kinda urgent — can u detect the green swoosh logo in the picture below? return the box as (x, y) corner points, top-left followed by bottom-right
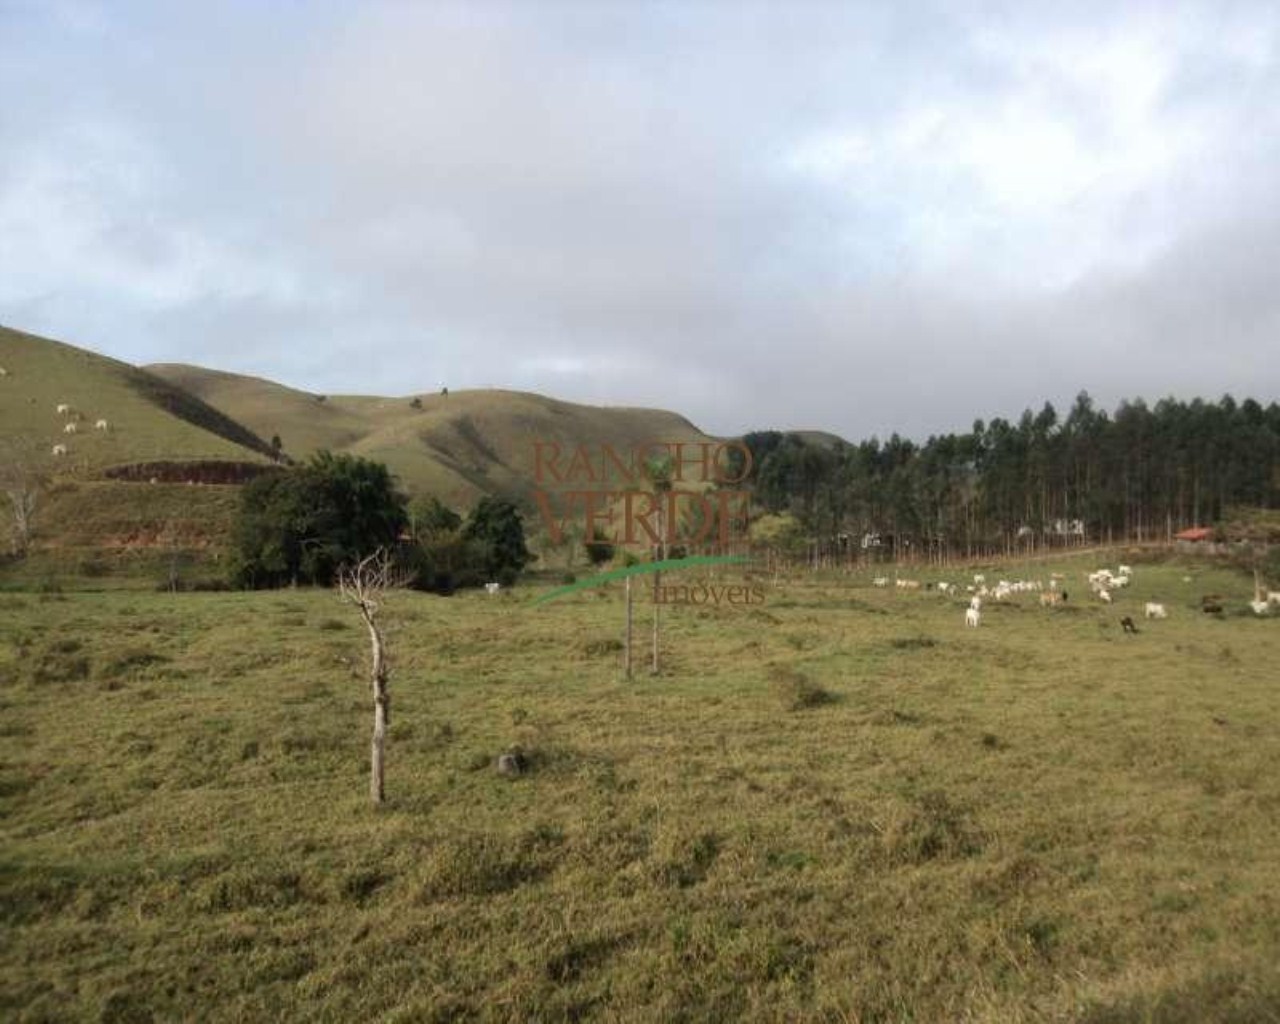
(534, 555), (749, 605)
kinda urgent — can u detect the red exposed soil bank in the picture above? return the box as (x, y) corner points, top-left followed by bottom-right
(103, 460), (283, 485)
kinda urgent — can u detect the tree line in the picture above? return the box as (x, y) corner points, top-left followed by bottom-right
(741, 392), (1280, 563)
(208, 391), (1280, 588)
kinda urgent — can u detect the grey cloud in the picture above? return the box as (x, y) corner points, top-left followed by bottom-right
(1, 1), (1277, 442)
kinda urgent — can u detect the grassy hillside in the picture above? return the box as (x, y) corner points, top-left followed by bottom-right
(146, 364), (715, 504)
(0, 481), (242, 591)
(0, 326), (275, 476)
(145, 364), (371, 457)
(2, 556), (1278, 1020)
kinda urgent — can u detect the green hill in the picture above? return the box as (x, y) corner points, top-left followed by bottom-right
(0, 325), (276, 474)
(3, 327), (727, 584)
(145, 364), (715, 504)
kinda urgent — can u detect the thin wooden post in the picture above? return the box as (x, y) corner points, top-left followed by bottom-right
(651, 510), (663, 676)
(624, 574), (633, 680)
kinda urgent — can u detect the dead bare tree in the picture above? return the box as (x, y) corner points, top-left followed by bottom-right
(337, 548), (412, 805)
(0, 440), (44, 557)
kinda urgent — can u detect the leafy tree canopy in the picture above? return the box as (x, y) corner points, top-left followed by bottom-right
(461, 496), (533, 586)
(233, 451), (407, 588)
(409, 495), (462, 540)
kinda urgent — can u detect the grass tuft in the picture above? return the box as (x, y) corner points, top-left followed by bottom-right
(418, 833), (553, 899)
(768, 665), (835, 710)
(880, 791), (984, 864)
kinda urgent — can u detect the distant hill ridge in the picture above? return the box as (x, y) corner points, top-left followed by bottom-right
(144, 362), (718, 503)
(3, 326), (759, 507)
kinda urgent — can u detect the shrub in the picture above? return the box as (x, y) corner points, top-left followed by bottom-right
(585, 527), (614, 567)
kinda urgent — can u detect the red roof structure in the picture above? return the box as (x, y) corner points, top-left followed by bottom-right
(1174, 526), (1212, 541)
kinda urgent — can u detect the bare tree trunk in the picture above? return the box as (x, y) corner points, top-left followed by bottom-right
(338, 549), (406, 806)
(5, 486), (36, 555)
(1, 442), (42, 556)
(361, 606), (389, 804)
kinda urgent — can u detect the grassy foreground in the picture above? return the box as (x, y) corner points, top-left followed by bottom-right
(2, 557), (1279, 1022)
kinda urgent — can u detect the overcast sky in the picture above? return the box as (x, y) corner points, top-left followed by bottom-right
(2, 1), (1278, 441)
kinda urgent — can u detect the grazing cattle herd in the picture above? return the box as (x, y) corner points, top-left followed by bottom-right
(866, 562), (1274, 628)
(42, 400), (114, 459)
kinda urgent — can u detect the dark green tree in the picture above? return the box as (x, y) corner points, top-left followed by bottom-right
(461, 496), (532, 585)
(408, 495), (462, 541)
(232, 452), (407, 588)
(403, 495), (480, 594)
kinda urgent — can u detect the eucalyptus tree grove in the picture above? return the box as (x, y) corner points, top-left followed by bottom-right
(743, 393), (1280, 561)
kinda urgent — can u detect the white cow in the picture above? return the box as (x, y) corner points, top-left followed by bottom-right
(485, 582), (501, 595)
(51, 444), (67, 456)
(965, 607), (981, 628)
(63, 422), (77, 434)
(1144, 602), (1168, 619)
(56, 403), (70, 415)
(94, 419), (109, 431)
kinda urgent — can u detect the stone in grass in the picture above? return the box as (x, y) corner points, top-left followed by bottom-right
(496, 751), (529, 777)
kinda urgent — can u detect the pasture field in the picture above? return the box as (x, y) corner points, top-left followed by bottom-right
(2, 557), (1279, 1022)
